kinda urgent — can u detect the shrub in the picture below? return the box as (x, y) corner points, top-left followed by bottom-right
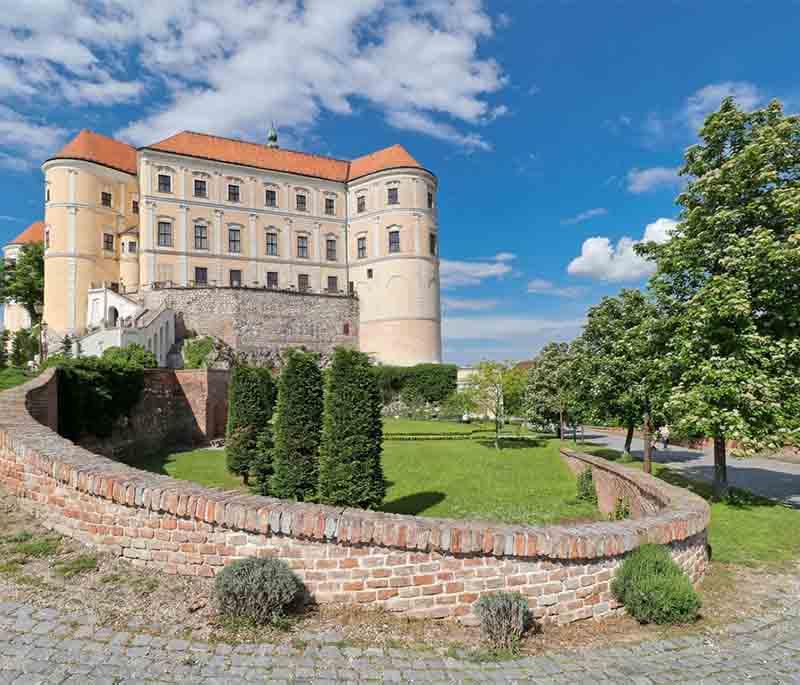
(611, 497), (631, 520)
(0, 329), (9, 369)
(214, 557), (302, 625)
(102, 343), (158, 369)
(576, 467), (597, 503)
(474, 591), (533, 651)
(225, 365), (276, 486)
(10, 328), (38, 367)
(183, 336), (216, 368)
(318, 347), (385, 508)
(373, 363), (457, 405)
(270, 350), (323, 501)
(612, 544), (701, 624)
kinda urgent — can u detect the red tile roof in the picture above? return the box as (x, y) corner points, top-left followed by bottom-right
(48, 130), (138, 175)
(348, 144), (422, 180)
(8, 220), (45, 246)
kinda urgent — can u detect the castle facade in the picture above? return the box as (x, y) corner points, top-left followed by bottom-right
(32, 128), (441, 365)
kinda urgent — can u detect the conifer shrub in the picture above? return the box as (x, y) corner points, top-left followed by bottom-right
(474, 591), (533, 651)
(225, 365), (276, 486)
(612, 544), (701, 624)
(576, 467), (597, 503)
(0, 329), (9, 369)
(270, 350), (323, 501)
(318, 347), (385, 508)
(214, 557), (302, 625)
(373, 363), (457, 404)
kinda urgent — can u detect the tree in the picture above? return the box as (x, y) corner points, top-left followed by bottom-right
(0, 243), (44, 324)
(524, 343), (574, 438)
(225, 365), (277, 486)
(102, 344), (158, 369)
(60, 335), (73, 359)
(10, 328), (38, 367)
(0, 330), (9, 370)
(502, 364), (529, 419)
(467, 361), (508, 449)
(270, 350), (324, 501)
(318, 347), (385, 508)
(637, 97), (800, 494)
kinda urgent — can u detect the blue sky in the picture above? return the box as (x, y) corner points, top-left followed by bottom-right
(1, 1), (797, 364)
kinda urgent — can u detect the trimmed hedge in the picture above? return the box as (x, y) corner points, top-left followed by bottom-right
(318, 347), (385, 508)
(54, 358), (145, 440)
(374, 363), (457, 404)
(225, 365), (277, 486)
(270, 350), (324, 501)
(101, 343), (158, 369)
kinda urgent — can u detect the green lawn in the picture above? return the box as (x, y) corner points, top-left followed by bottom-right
(382, 418), (496, 434)
(120, 448), (244, 491)
(0, 368), (35, 391)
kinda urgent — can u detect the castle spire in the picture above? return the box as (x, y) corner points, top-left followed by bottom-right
(266, 122), (279, 148)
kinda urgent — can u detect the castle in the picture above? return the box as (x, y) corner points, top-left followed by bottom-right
(4, 126), (442, 366)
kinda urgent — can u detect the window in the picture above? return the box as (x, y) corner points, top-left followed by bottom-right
(266, 231), (278, 256)
(348, 281), (354, 295)
(387, 187), (399, 205)
(157, 221), (173, 247)
(228, 227), (241, 253)
(194, 267), (208, 285)
(46, 187), (50, 202)
(327, 276), (338, 292)
(326, 238), (336, 261)
(44, 230), (50, 249)
(367, 268), (373, 279)
(357, 236), (367, 259)
(228, 184), (240, 202)
(429, 232), (437, 256)
(265, 188), (277, 207)
(101, 192), (112, 208)
(427, 191), (434, 209)
(230, 269), (242, 287)
(388, 230), (400, 253)
(128, 241), (137, 253)
(103, 233), (114, 251)
(297, 235), (308, 258)
(194, 179), (207, 198)
(158, 174), (171, 193)
(343, 322), (350, 335)
(357, 195), (366, 213)
(267, 271), (278, 289)
(298, 273), (309, 291)
(132, 200), (139, 215)
(325, 197), (335, 215)
(194, 224), (209, 250)
(296, 193), (307, 211)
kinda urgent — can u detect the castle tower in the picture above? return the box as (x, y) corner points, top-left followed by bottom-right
(41, 130), (139, 335)
(347, 146), (441, 365)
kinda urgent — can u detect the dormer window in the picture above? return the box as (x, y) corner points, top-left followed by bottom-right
(296, 193), (307, 211)
(101, 192), (112, 208)
(228, 184), (240, 202)
(325, 197), (335, 215)
(357, 196), (366, 213)
(387, 187), (399, 205)
(194, 179), (207, 198)
(157, 174), (171, 193)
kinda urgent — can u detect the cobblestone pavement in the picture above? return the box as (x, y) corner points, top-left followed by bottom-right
(1, 599), (799, 684)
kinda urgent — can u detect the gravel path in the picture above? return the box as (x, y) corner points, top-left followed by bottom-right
(1, 597), (799, 684)
(588, 431), (800, 508)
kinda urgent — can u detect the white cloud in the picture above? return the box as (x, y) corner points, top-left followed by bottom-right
(0, 215), (19, 221)
(494, 252), (516, 262)
(683, 81), (762, 131)
(567, 217), (677, 282)
(0, 106), (68, 170)
(626, 166), (682, 194)
(561, 207), (607, 225)
(526, 278), (586, 298)
(440, 253), (514, 288)
(441, 297), (498, 311)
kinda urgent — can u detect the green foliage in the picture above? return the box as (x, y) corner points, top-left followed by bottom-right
(183, 336), (216, 368)
(55, 357), (145, 440)
(575, 467), (597, 504)
(467, 360), (514, 448)
(502, 365), (528, 417)
(474, 591), (533, 651)
(612, 544), (700, 624)
(102, 343), (158, 369)
(524, 342), (577, 436)
(60, 335), (72, 359)
(270, 350), (323, 501)
(611, 498), (631, 520)
(0, 242), (44, 323)
(10, 328), (38, 367)
(214, 557), (302, 625)
(373, 363), (457, 404)
(398, 384), (426, 419)
(318, 347), (385, 508)
(0, 329), (9, 370)
(225, 365), (277, 485)
(54, 554), (98, 578)
(0, 367), (32, 391)
(439, 390), (476, 420)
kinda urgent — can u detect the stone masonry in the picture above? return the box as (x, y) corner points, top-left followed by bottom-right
(0, 371), (710, 626)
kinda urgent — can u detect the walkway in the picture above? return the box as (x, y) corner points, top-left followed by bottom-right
(0, 597), (799, 684)
(589, 431), (800, 509)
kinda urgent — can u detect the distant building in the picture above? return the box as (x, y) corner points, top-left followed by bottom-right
(1, 221), (44, 338)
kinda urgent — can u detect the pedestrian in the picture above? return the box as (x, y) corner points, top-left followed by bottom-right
(659, 425), (670, 450)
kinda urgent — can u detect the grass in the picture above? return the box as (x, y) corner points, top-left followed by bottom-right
(0, 367), (35, 391)
(382, 418), (497, 434)
(120, 448), (244, 491)
(54, 554), (98, 578)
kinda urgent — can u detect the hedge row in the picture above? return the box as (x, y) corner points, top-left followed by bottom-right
(374, 363), (457, 404)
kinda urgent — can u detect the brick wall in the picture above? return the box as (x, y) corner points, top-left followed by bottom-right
(143, 287), (358, 358)
(0, 372), (710, 627)
(77, 369), (230, 460)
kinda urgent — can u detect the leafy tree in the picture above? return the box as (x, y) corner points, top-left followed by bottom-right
(467, 361), (509, 449)
(0, 329), (9, 370)
(270, 350), (324, 501)
(524, 343), (574, 438)
(225, 365), (277, 486)
(440, 389), (476, 420)
(102, 344), (158, 369)
(0, 242), (44, 324)
(318, 347), (385, 508)
(502, 364), (529, 418)
(10, 328), (38, 367)
(60, 335), (73, 359)
(637, 97), (800, 494)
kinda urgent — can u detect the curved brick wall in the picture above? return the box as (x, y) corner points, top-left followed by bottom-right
(0, 371), (710, 625)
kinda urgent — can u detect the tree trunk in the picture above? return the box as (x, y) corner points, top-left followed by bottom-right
(242, 472), (249, 486)
(572, 423), (577, 443)
(713, 435), (728, 497)
(559, 409), (564, 440)
(642, 412), (653, 474)
(495, 415), (500, 450)
(624, 422), (634, 456)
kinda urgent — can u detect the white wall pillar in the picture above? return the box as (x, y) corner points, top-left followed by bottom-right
(249, 213), (258, 284)
(414, 213), (422, 254)
(372, 217), (380, 258)
(179, 204), (189, 285)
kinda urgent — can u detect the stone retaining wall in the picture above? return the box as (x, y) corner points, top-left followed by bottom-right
(0, 371), (710, 626)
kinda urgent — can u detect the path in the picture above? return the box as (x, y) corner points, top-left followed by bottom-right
(588, 431), (800, 508)
(0, 597), (799, 684)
